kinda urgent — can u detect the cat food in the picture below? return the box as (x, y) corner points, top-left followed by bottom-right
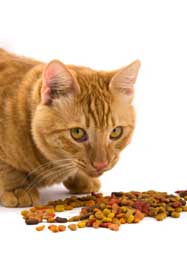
(68, 224), (77, 231)
(21, 190), (187, 233)
(36, 225), (45, 231)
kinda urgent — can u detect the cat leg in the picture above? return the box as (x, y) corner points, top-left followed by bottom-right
(0, 160), (39, 207)
(63, 171), (101, 193)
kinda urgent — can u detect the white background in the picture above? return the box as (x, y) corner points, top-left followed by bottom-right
(0, 0), (187, 279)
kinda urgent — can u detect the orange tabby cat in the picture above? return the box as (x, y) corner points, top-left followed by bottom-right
(0, 48), (140, 207)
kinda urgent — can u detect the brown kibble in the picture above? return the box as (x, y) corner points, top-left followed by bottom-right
(64, 205), (73, 211)
(68, 224), (77, 231)
(25, 218), (40, 225)
(85, 200), (96, 207)
(55, 217), (68, 223)
(68, 215), (81, 222)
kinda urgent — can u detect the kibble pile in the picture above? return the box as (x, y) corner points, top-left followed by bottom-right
(21, 190), (187, 232)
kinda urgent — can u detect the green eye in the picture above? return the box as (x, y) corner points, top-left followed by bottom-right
(110, 126), (123, 140)
(70, 128), (88, 142)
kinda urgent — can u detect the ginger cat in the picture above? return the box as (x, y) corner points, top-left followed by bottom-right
(0, 48), (140, 207)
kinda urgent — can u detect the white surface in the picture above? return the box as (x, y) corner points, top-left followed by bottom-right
(1, 0), (187, 279)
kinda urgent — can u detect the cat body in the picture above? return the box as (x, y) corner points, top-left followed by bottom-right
(0, 49), (140, 207)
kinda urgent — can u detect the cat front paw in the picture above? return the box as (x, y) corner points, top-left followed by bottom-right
(1, 187), (40, 207)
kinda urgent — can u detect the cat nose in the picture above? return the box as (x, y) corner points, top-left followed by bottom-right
(93, 161), (108, 171)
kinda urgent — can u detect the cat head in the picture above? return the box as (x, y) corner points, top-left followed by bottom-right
(32, 59), (140, 178)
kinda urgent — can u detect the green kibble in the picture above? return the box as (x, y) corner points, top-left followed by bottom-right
(121, 206), (127, 213)
(103, 208), (111, 217)
(155, 212), (167, 221)
(102, 217), (113, 222)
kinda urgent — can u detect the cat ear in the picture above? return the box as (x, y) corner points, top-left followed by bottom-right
(41, 60), (80, 105)
(109, 60), (141, 102)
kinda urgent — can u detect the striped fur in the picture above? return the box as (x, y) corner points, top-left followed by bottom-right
(0, 49), (140, 207)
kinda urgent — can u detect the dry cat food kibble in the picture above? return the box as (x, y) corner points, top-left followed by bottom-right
(21, 190), (187, 232)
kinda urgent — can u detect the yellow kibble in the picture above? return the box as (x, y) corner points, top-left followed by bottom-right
(121, 206), (127, 213)
(95, 211), (104, 220)
(175, 207), (183, 212)
(166, 206), (174, 212)
(171, 211), (180, 218)
(156, 212), (167, 221)
(46, 208), (55, 214)
(182, 206), (187, 211)
(108, 213), (115, 219)
(127, 214), (134, 223)
(55, 205), (64, 212)
(89, 214), (95, 220)
(77, 221), (86, 228)
(21, 210), (29, 217)
(102, 217), (112, 222)
(36, 225), (45, 231)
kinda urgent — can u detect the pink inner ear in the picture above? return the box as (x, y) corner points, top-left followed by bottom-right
(43, 61), (62, 87)
(41, 85), (52, 105)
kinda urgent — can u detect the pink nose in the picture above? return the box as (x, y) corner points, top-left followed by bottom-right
(93, 161), (108, 171)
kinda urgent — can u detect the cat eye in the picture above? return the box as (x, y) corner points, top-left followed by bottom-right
(110, 126), (123, 140)
(70, 127), (88, 142)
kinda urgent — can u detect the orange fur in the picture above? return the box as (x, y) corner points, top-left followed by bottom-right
(0, 49), (140, 207)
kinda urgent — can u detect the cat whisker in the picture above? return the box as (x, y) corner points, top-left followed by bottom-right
(24, 162), (76, 194)
(74, 159), (87, 169)
(37, 166), (76, 185)
(19, 159), (74, 189)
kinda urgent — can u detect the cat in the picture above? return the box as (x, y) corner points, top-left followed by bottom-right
(0, 48), (140, 207)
